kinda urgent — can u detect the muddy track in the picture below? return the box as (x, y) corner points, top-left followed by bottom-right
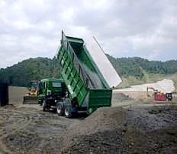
(0, 109), (40, 154)
(0, 106), (81, 154)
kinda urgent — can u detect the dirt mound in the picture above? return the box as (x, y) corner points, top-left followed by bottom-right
(127, 107), (177, 132)
(60, 107), (128, 154)
(3, 104), (16, 110)
(64, 107), (126, 135)
(60, 107), (177, 154)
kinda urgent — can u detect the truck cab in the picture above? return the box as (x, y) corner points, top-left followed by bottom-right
(38, 78), (66, 111)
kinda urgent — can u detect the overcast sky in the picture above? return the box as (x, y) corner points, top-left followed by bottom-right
(0, 0), (177, 68)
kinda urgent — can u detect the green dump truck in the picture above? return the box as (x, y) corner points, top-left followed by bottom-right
(56, 32), (122, 117)
(38, 78), (66, 111)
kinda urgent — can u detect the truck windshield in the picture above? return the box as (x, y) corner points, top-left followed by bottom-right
(52, 82), (61, 87)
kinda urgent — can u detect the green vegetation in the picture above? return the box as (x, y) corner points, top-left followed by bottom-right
(0, 55), (177, 88)
(0, 57), (61, 87)
(107, 55), (177, 77)
(107, 55), (177, 88)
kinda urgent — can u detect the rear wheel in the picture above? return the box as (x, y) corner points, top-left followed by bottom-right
(57, 102), (64, 116)
(64, 105), (72, 118)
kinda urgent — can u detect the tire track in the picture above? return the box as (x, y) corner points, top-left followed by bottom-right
(0, 107), (77, 154)
(0, 109), (40, 154)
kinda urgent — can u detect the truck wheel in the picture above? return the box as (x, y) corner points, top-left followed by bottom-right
(57, 102), (64, 116)
(43, 106), (47, 112)
(64, 106), (72, 118)
(42, 100), (48, 112)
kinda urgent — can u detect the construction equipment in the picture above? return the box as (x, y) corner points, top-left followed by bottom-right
(38, 78), (66, 111)
(56, 32), (122, 117)
(172, 91), (177, 101)
(147, 87), (158, 97)
(23, 80), (39, 104)
(147, 86), (173, 101)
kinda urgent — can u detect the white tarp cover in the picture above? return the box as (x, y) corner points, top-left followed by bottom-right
(86, 38), (122, 88)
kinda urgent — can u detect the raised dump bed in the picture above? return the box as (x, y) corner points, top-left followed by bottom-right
(57, 32), (121, 116)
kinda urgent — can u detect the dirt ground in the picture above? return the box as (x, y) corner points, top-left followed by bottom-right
(0, 104), (83, 154)
(0, 87), (177, 154)
(60, 106), (177, 154)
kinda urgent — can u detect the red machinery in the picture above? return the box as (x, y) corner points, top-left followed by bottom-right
(154, 93), (167, 101)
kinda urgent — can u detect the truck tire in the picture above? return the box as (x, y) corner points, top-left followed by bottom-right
(43, 103), (47, 112)
(64, 105), (72, 118)
(57, 102), (64, 116)
(43, 100), (48, 112)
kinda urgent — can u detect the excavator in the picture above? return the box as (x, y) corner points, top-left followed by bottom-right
(23, 80), (39, 104)
(146, 87), (158, 97)
(147, 86), (173, 101)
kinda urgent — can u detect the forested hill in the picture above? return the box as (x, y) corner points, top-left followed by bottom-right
(107, 55), (177, 79)
(0, 55), (177, 87)
(0, 57), (61, 87)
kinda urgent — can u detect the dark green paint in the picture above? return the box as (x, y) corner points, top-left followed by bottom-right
(38, 78), (66, 100)
(57, 32), (112, 112)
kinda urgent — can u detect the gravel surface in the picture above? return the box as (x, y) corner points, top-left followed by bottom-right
(127, 106), (177, 132)
(0, 104), (177, 154)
